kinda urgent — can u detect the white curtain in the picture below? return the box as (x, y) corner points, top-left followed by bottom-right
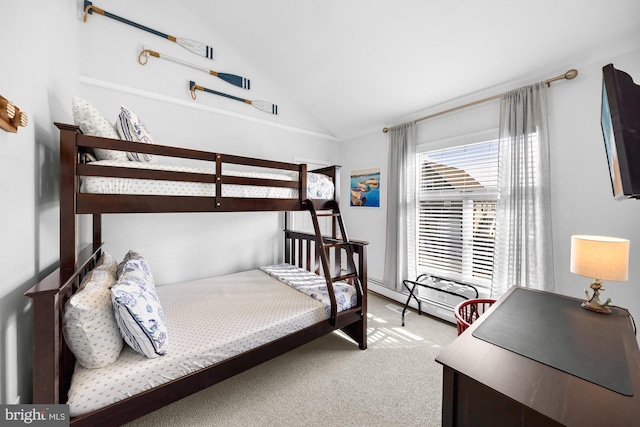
(491, 82), (555, 298)
(383, 122), (417, 291)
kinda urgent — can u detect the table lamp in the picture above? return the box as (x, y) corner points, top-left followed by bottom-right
(570, 235), (629, 314)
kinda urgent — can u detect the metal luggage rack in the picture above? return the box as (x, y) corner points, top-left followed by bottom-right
(401, 274), (479, 326)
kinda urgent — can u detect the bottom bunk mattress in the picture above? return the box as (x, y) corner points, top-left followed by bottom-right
(66, 267), (356, 417)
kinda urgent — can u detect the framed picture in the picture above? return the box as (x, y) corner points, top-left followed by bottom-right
(350, 167), (380, 207)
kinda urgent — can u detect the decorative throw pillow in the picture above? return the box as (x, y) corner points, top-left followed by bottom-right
(71, 97), (128, 162)
(115, 105), (156, 163)
(92, 251), (118, 280)
(112, 254), (167, 358)
(62, 269), (124, 369)
(116, 250), (154, 285)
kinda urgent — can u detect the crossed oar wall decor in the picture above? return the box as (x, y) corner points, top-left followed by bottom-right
(83, 0), (215, 60)
(190, 82), (278, 115)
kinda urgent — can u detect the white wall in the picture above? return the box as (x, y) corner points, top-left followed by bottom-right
(0, 0), (80, 406)
(338, 131), (388, 281)
(341, 47), (640, 334)
(551, 49), (640, 321)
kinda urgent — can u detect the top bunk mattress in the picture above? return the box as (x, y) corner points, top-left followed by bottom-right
(66, 266), (356, 417)
(80, 160), (335, 199)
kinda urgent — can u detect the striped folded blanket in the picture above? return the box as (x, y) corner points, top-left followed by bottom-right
(260, 263), (357, 316)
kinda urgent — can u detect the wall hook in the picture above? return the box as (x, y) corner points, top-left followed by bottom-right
(0, 95), (28, 133)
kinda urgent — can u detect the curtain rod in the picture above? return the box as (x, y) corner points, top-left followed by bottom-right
(382, 69), (578, 133)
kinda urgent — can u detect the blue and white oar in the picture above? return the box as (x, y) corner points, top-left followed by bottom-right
(139, 47), (249, 90)
(190, 81), (278, 115)
(83, 1), (215, 60)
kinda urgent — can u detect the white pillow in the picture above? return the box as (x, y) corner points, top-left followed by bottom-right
(62, 269), (124, 369)
(112, 256), (167, 358)
(91, 251), (118, 281)
(115, 105), (156, 163)
(71, 97), (128, 162)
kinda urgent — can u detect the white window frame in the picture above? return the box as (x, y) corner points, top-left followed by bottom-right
(415, 129), (499, 289)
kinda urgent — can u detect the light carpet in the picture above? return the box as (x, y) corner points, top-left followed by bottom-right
(124, 292), (458, 427)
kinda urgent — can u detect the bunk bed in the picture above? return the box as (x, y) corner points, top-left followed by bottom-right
(26, 123), (368, 426)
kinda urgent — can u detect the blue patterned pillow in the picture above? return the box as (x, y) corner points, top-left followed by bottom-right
(115, 105), (156, 163)
(111, 256), (167, 358)
(116, 250), (154, 285)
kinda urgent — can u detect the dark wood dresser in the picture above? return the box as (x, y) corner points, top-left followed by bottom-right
(435, 286), (640, 426)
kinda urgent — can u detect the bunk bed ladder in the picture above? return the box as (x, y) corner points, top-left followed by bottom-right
(306, 200), (364, 326)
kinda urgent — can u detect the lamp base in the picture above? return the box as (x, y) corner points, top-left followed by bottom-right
(582, 279), (612, 314)
(581, 301), (612, 314)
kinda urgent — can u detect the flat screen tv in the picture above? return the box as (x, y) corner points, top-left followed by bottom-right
(601, 64), (640, 200)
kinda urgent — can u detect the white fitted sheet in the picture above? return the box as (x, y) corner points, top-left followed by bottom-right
(80, 160), (335, 199)
(66, 268), (350, 417)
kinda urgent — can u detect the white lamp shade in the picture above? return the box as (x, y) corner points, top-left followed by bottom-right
(570, 235), (630, 281)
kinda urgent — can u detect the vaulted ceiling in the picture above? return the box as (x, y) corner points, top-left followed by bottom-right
(194, 0), (640, 139)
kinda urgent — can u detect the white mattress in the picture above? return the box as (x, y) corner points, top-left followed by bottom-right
(66, 268), (352, 417)
(80, 160), (335, 199)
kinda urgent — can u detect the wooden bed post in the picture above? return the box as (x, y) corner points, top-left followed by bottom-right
(340, 240), (368, 350)
(333, 165), (340, 204)
(26, 281), (61, 404)
(93, 214), (101, 247)
(299, 163), (307, 202)
(56, 123), (79, 272)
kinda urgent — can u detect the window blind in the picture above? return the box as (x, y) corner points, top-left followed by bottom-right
(417, 139), (498, 285)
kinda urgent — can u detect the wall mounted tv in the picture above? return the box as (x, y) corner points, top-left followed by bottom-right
(601, 63), (640, 200)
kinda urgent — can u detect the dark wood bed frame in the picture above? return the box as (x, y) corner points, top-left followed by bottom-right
(25, 123), (368, 426)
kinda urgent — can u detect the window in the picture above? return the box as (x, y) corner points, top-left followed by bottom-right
(416, 136), (499, 287)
